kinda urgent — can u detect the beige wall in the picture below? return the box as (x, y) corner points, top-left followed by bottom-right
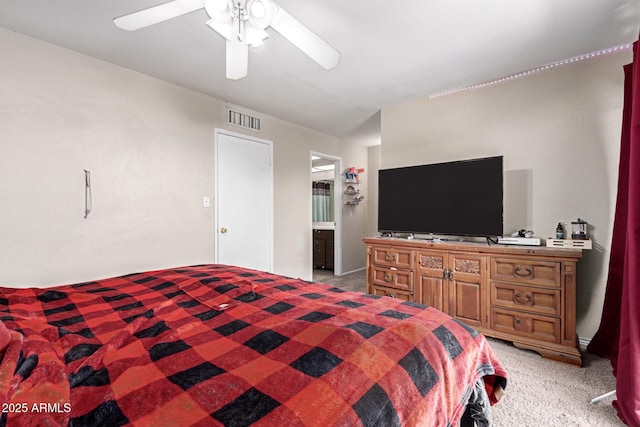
(0, 29), (368, 287)
(366, 145), (381, 237)
(379, 49), (630, 339)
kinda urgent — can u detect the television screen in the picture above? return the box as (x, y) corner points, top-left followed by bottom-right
(378, 156), (503, 237)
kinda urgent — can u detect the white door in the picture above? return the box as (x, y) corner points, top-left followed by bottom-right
(215, 129), (273, 272)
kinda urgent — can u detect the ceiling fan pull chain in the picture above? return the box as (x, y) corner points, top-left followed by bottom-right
(237, 14), (244, 42)
(234, 1), (246, 42)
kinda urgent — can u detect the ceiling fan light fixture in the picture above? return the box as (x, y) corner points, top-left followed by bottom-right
(246, 0), (273, 30)
(245, 26), (269, 47)
(204, 0), (234, 24)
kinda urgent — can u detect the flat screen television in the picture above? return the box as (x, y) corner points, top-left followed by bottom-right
(378, 156), (503, 238)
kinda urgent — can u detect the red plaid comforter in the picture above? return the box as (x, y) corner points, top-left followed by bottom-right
(0, 265), (506, 426)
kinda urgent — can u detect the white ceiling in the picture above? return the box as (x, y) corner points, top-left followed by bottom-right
(1, 1), (639, 146)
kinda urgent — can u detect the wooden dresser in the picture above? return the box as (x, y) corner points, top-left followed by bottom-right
(364, 237), (583, 365)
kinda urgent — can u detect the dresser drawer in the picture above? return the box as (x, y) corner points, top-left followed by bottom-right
(416, 251), (445, 272)
(371, 247), (413, 269)
(371, 266), (413, 291)
(370, 285), (413, 301)
(490, 258), (560, 287)
(491, 282), (560, 316)
(491, 308), (560, 343)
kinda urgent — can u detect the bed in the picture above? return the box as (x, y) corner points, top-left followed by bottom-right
(0, 264), (506, 426)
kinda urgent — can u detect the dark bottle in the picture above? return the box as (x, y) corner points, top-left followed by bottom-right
(556, 223), (565, 239)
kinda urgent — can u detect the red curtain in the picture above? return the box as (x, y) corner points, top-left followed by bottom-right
(588, 39), (640, 426)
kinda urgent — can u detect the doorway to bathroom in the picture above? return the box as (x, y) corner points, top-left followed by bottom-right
(311, 152), (342, 279)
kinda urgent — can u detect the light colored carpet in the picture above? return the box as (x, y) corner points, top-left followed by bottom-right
(313, 269), (622, 426)
(488, 338), (620, 426)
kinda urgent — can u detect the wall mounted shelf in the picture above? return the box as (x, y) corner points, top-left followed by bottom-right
(344, 167), (365, 205)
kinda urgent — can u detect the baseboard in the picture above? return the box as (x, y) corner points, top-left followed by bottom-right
(339, 267), (366, 276)
(578, 336), (591, 350)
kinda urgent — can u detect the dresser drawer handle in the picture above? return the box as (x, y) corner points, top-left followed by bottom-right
(515, 292), (532, 304)
(384, 272), (398, 282)
(387, 292), (396, 298)
(515, 266), (532, 277)
(385, 253), (398, 262)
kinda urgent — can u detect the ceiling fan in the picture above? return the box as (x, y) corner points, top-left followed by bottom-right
(114, 0), (341, 80)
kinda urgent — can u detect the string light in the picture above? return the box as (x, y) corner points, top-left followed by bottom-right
(429, 44), (632, 98)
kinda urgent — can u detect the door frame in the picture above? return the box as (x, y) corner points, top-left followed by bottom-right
(310, 152), (342, 276)
(214, 127), (274, 272)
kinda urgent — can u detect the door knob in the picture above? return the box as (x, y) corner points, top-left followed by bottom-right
(220, 227), (228, 234)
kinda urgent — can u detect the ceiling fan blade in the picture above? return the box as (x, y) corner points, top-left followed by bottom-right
(206, 18), (232, 40)
(269, 3), (341, 70)
(226, 39), (249, 80)
(114, 0), (204, 31)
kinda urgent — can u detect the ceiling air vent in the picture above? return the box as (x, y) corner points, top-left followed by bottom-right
(227, 108), (262, 132)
